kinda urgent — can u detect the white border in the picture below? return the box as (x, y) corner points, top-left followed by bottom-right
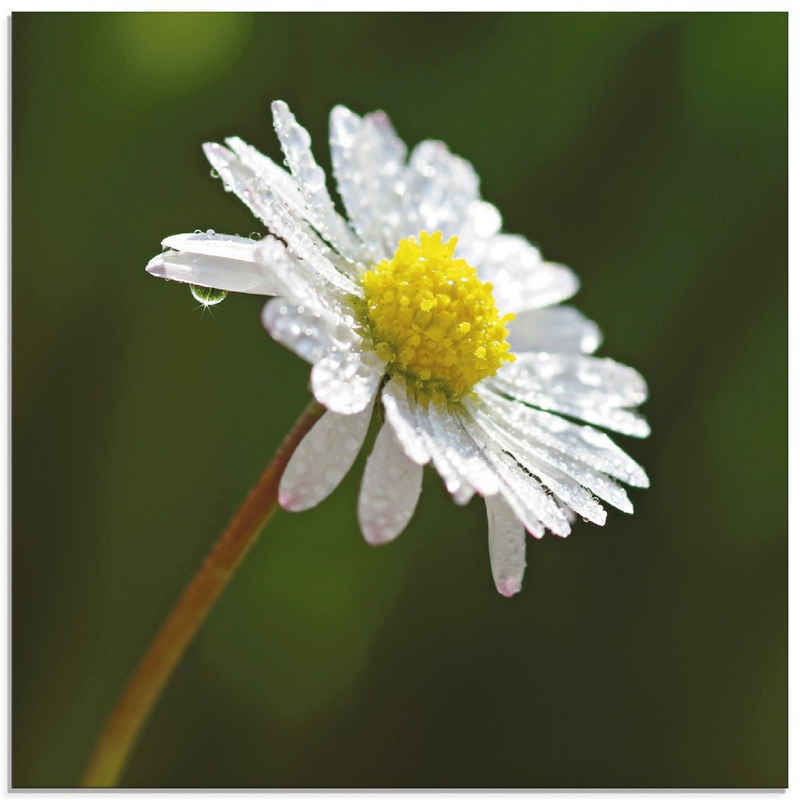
(2, 4), (790, 797)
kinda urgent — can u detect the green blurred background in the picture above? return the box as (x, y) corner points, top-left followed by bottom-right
(12, 11), (786, 788)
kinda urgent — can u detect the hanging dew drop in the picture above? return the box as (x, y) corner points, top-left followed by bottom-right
(249, 231), (262, 241)
(209, 168), (219, 179)
(190, 285), (227, 307)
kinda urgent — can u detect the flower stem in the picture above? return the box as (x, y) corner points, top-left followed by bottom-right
(81, 397), (325, 788)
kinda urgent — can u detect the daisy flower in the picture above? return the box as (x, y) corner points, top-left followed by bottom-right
(146, 100), (649, 596)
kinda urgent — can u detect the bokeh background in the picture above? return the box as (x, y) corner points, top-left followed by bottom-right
(12, 12), (787, 788)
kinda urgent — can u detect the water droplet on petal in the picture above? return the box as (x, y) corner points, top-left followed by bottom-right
(194, 229), (202, 234)
(206, 228), (215, 236)
(209, 168), (220, 179)
(249, 231), (262, 241)
(190, 285), (227, 307)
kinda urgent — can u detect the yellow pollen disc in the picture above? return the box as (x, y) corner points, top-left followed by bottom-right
(360, 231), (516, 404)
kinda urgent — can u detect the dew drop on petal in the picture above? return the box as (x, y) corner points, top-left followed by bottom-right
(209, 168), (219, 179)
(249, 231), (262, 241)
(190, 285), (227, 306)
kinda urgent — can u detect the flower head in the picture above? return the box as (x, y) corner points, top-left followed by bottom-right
(146, 100), (650, 596)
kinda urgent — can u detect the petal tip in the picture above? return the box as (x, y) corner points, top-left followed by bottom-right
(361, 527), (390, 547)
(145, 256), (166, 278)
(278, 487), (309, 512)
(496, 578), (521, 597)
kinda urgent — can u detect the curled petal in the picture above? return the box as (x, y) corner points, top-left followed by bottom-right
(146, 232), (282, 294)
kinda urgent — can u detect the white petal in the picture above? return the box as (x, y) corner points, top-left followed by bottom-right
(279, 404), (374, 511)
(358, 422), (423, 545)
(202, 141), (361, 299)
(475, 234), (579, 314)
(493, 450), (572, 538)
(311, 347), (384, 415)
(477, 413), (607, 526)
(471, 388), (649, 488)
(363, 110), (409, 234)
(471, 404), (633, 515)
(462, 418), (570, 538)
(261, 299), (335, 364)
(224, 135), (360, 287)
(250, 236), (349, 317)
(390, 137), (499, 265)
(329, 105), (406, 259)
(270, 101), (368, 267)
(491, 353), (650, 437)
(413, 403), (471, 503)
(485, 494), (526, 597)
(455, 200), (504, 265)
(516, 452), (607, 527)
(507, 306), (602, 355)
(146, 245), (282, 295)
(223, 136), (309, 224)
(555, 499), (577, 525)
(501, 353), (647, 407)
(162, 231), (262, 262)
(425, 404), (500, 496)
(398, 140), (480, 243)
(380, 378), (430, 465)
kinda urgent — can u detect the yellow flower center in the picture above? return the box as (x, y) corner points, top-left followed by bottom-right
(361, 231), (515, 405)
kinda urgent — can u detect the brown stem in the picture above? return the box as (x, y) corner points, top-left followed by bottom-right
(81, 398), (325, 787)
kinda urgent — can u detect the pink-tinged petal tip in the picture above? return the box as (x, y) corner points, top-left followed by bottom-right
(278, 489), (302, 511)
(363, 529), (391, 547)
(497, 578), (521, 597)
(145, 256), (167, 277)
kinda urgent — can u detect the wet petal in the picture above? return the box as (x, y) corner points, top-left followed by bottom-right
(202, 141), (360, 298)
(380, 378), (430, 465)
(358, 422), (423, 545)
(413, 403), (471, 503)
(490, 353), (649, 437)
(470, 399), (634, 514)
(508, 306), (602, 355)
(475, 234), (579, 314)
(477, 413), (607, 526)
(486, 493), (526, 597)
(329, 105), (406, 260)
(279, 403), (373, 511)
(471, 388), (649, 488)
(261, 299), (335, 364)
(425, 404), (500, 496)
(271, 101), (368, 267)
(463, 417), (571, 538)
(146, 236), (282, 295)
(311, 347), (384, 415)
(398, 140), (480, 243)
